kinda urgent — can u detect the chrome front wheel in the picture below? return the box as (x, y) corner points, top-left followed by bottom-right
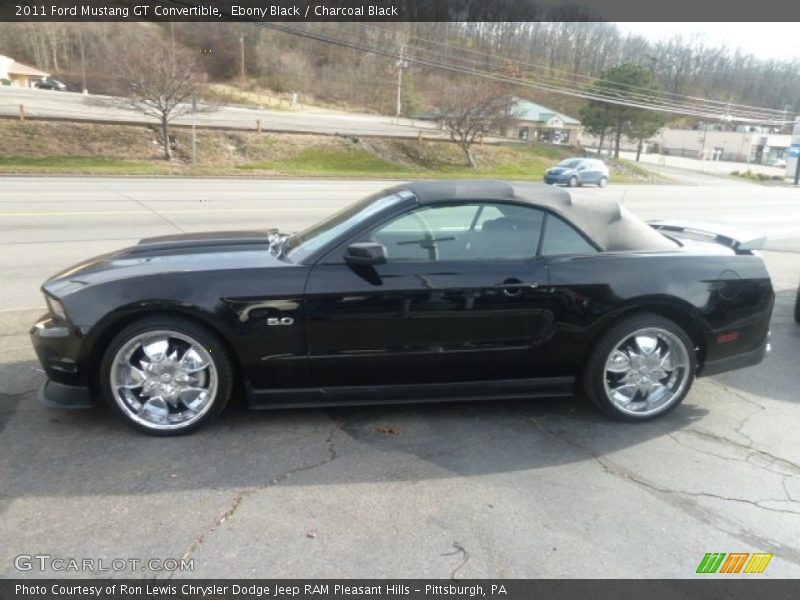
(102, 317), (232, 435)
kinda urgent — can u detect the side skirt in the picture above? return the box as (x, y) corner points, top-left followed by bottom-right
(247, 377), (576, 410)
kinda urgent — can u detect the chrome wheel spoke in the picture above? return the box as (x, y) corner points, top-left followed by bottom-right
(609, 382), (637, 403)
(646, 383), (667, 402)
(141, 337), (170, 363)
(118, 365), (147, 390)
(139, 396), (169, 423)
(634, 334), (658, 356)
(606, 350), (631, 373)
(178, 347), (209, 373)
(180, 388), (209, 410)
(660, 350), (686, 372)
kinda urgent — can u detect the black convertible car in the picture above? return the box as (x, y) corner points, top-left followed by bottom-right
(31, 181), (774, 435)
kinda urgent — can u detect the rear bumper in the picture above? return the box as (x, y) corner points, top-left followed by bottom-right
(699, 334), (770, 377)
(39, 380), (93, 409)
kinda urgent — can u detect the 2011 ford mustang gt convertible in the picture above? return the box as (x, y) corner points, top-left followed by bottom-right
(31, 181), (774, 435)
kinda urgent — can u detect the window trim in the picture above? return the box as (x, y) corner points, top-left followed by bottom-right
(317, 199), (601, 265)
(360, 200), (548, 264)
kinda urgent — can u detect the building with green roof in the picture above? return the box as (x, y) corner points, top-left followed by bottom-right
(511, 99), (581, 144)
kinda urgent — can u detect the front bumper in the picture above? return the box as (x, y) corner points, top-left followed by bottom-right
(39, 380), (92, 409)
(31, 314), (93, 407)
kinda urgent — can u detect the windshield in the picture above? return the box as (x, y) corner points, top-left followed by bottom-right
(285, 191), (407, 262)
(557, 159), (582, 168)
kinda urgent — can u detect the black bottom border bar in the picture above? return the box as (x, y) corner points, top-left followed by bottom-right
(3, 580), (800, 600)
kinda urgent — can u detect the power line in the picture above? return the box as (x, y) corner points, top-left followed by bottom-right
(255, 22), (789, 124)
(352, 22), (791, 118)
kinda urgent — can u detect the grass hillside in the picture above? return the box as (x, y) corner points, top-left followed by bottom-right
(0, 120), (661, 182)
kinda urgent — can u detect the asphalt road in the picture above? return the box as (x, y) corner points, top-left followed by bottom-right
(1, 175), (799, 578)
(0, 87), (439, 137)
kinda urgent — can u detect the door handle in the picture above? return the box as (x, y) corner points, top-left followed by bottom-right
(495, 279), (538, 297)
(495, 282), (539, 290)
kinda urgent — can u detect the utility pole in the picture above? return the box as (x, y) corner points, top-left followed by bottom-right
(395, 44), (408, 123)
(191, 95), (197, 167)
(78, 28), (87, 94)
(239, 35), (246, 81)
(440, 23), (448, 98)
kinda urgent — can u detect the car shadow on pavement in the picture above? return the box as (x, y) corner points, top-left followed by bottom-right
(0, 356), (708, 504)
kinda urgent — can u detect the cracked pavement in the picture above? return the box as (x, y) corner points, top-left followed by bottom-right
(1, 177), (799, 578)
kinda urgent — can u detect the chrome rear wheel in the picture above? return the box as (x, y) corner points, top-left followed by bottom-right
(584, 314), (696, 421)
(603, 327), (690, 417)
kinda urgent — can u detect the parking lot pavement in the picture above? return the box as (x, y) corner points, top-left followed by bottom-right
(0, 255), (798, 578)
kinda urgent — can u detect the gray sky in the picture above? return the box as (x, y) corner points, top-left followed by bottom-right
(616, 23), (800, 62)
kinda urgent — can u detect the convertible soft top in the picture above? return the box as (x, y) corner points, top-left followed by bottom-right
(398, 180), (677, 252)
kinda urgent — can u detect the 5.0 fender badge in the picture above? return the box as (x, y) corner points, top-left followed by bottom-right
(267, 317), (294, 326)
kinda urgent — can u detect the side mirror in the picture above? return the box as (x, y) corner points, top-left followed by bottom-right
(344, 242), (387, 266)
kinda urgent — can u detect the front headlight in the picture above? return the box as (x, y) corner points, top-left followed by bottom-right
(45, 294), (68, 322)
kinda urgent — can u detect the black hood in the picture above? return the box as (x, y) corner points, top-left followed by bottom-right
(42, 230), (287, 298)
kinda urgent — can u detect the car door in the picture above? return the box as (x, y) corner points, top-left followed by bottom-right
(577, 160), (597, 184)
(303, 201), (555, 388)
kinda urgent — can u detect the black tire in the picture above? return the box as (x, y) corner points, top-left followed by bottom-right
(583, 314), (696, 422)
(100, 316), (234, 435)
(568, 176), (579, 188)
(794, 284), (800, 324)
(598, 176), (608, 188)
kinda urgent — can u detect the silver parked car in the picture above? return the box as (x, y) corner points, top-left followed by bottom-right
(544, 158), (610, 188)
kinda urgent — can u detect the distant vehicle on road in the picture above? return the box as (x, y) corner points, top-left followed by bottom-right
(30, 181), (774, 435)
(545, 158), (609, 187)
(772, 158), (787, 169)
(34, 78), (67, 91)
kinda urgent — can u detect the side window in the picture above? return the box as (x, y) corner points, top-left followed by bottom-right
(540, 214), (597, 256)
(364, 203), (544, 262)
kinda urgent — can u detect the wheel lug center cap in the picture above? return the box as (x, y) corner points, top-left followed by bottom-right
(161, 373), (173, 383)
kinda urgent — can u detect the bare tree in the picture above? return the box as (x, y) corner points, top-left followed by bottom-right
(112, 37), (208, 161)
(436, 81), (517, 168)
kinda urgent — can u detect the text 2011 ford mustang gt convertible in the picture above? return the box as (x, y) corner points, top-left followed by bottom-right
(31, 181), (774, 435)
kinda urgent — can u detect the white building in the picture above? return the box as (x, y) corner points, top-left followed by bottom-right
(0, 55), (49, 88)
(579, 126), (792, 165)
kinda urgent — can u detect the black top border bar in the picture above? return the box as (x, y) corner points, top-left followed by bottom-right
(3, 0), (800, 22)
